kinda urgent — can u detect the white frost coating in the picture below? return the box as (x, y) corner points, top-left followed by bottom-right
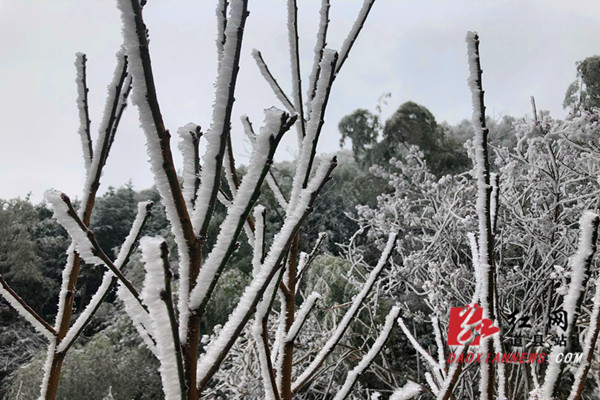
(252, 49), (295, 114)
(466, 34), (495, 399)
(273, 290), (287, 392)
(287, 49), (336, 213)
(252, 272), (280, 400)
(435, 346), (466, 400)
(39, 338), (57, 399)
(252, 323), (277, 400)
(116, 0), (193, 343)
(75, 52), (92, 171)
(390, 381), (422, 400)
(196, 157), (335, 385)
(334, 306), (401, 400)
(270, 290), (285, 365)
(52, 244), (76, 331)
(117, 207), (156, 354)
(116, 201), (153, 266)
(432, 316), (446, 370)
(490, 173), (498, 232)
(337, 0), (374, 74)
(467, 232), (480, 300)
(494, 332), (507, 400)
(178, 123), (200, 211)
(568, 252), (600, 400)
(252, 205), (266, 276)
(215, 0), (227, 63)
(296, 252), (308, 276)
(267, 172), (288, 210)
(0, 286), (53, 339)
(44, 190), (103, 266)
(223, 141), (238, 200)
(140, 237), (181, 400)
(562, 211), (598, 324)
(40, 46), (129, 400)
(191, 0), (246, 235)
(59, 202), (154, 353)
(242, 114), (289, 211)
(292, 231), (397, 392)
(543, 211), (599, 398)
(286, 0), (304, 145)
(241, 115), (256, 141)
(188, 109), (284, 311)
(286, 291), (321, 342)
(305, 0), (330, 115)
(425, 372), (439, 395)
(398, 317), (440, 370)
(466, 31), (492, 316)
(80, 47), (128, 216)
(57, 273), (113, 353)
(251, 267), (280, 400)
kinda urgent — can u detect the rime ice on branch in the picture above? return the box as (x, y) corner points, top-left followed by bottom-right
(466, 31), (497, 400)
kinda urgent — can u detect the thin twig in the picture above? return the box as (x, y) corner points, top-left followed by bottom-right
(159, 242), (187, 399)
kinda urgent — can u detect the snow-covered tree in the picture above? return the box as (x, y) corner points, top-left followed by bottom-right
(353, 33), (600, 400)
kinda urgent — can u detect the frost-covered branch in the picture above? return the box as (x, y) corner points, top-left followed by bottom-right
(390, 381), (422, 400)
(57, 201), (154, 354)
(296, 231), (327, 291)
(305, 0), (330, 115)
(285, 291), (321, 343)
(252, 50), (295, 114)
(0, 276), (56, 339)
(242, 114), (289, 210)
(216, 0), (228, 62)
(288, 49), (338, 212)
(542, 211), (599, 398)
(188, 110), (296, 317)
(286, 0), (306, 144)
(223, 132), (240, 199)
(250, 205), (281, 400)
(466, 31), (496, 400)
(568, 237), (600, 400)
(490, 173), (499, 234)
(42, 46), (132, 400)
(44, 190), (145, 309)
(335, 0), (376, 75)
(436, 345), (468, 400)
(178, 123), (202, 210)
(140, 238), (185, 400)
(333, 306), (401, 400)
(74, 52), (93, 170)
(292, 232), (397, 394)
(191, 0), (249, 237)
(397, 318), (440, 371)
(117, 0), (201, 351)
(195, 157), (337, 392)
(159, 241), (187, 399)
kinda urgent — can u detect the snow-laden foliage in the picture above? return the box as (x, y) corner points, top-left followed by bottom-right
(355, 105), (600, 398)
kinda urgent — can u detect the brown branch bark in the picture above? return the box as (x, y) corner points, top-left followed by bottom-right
(280, 233), (299, 400)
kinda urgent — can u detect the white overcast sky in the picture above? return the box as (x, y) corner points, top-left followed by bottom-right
(0, 0), (598, 203)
